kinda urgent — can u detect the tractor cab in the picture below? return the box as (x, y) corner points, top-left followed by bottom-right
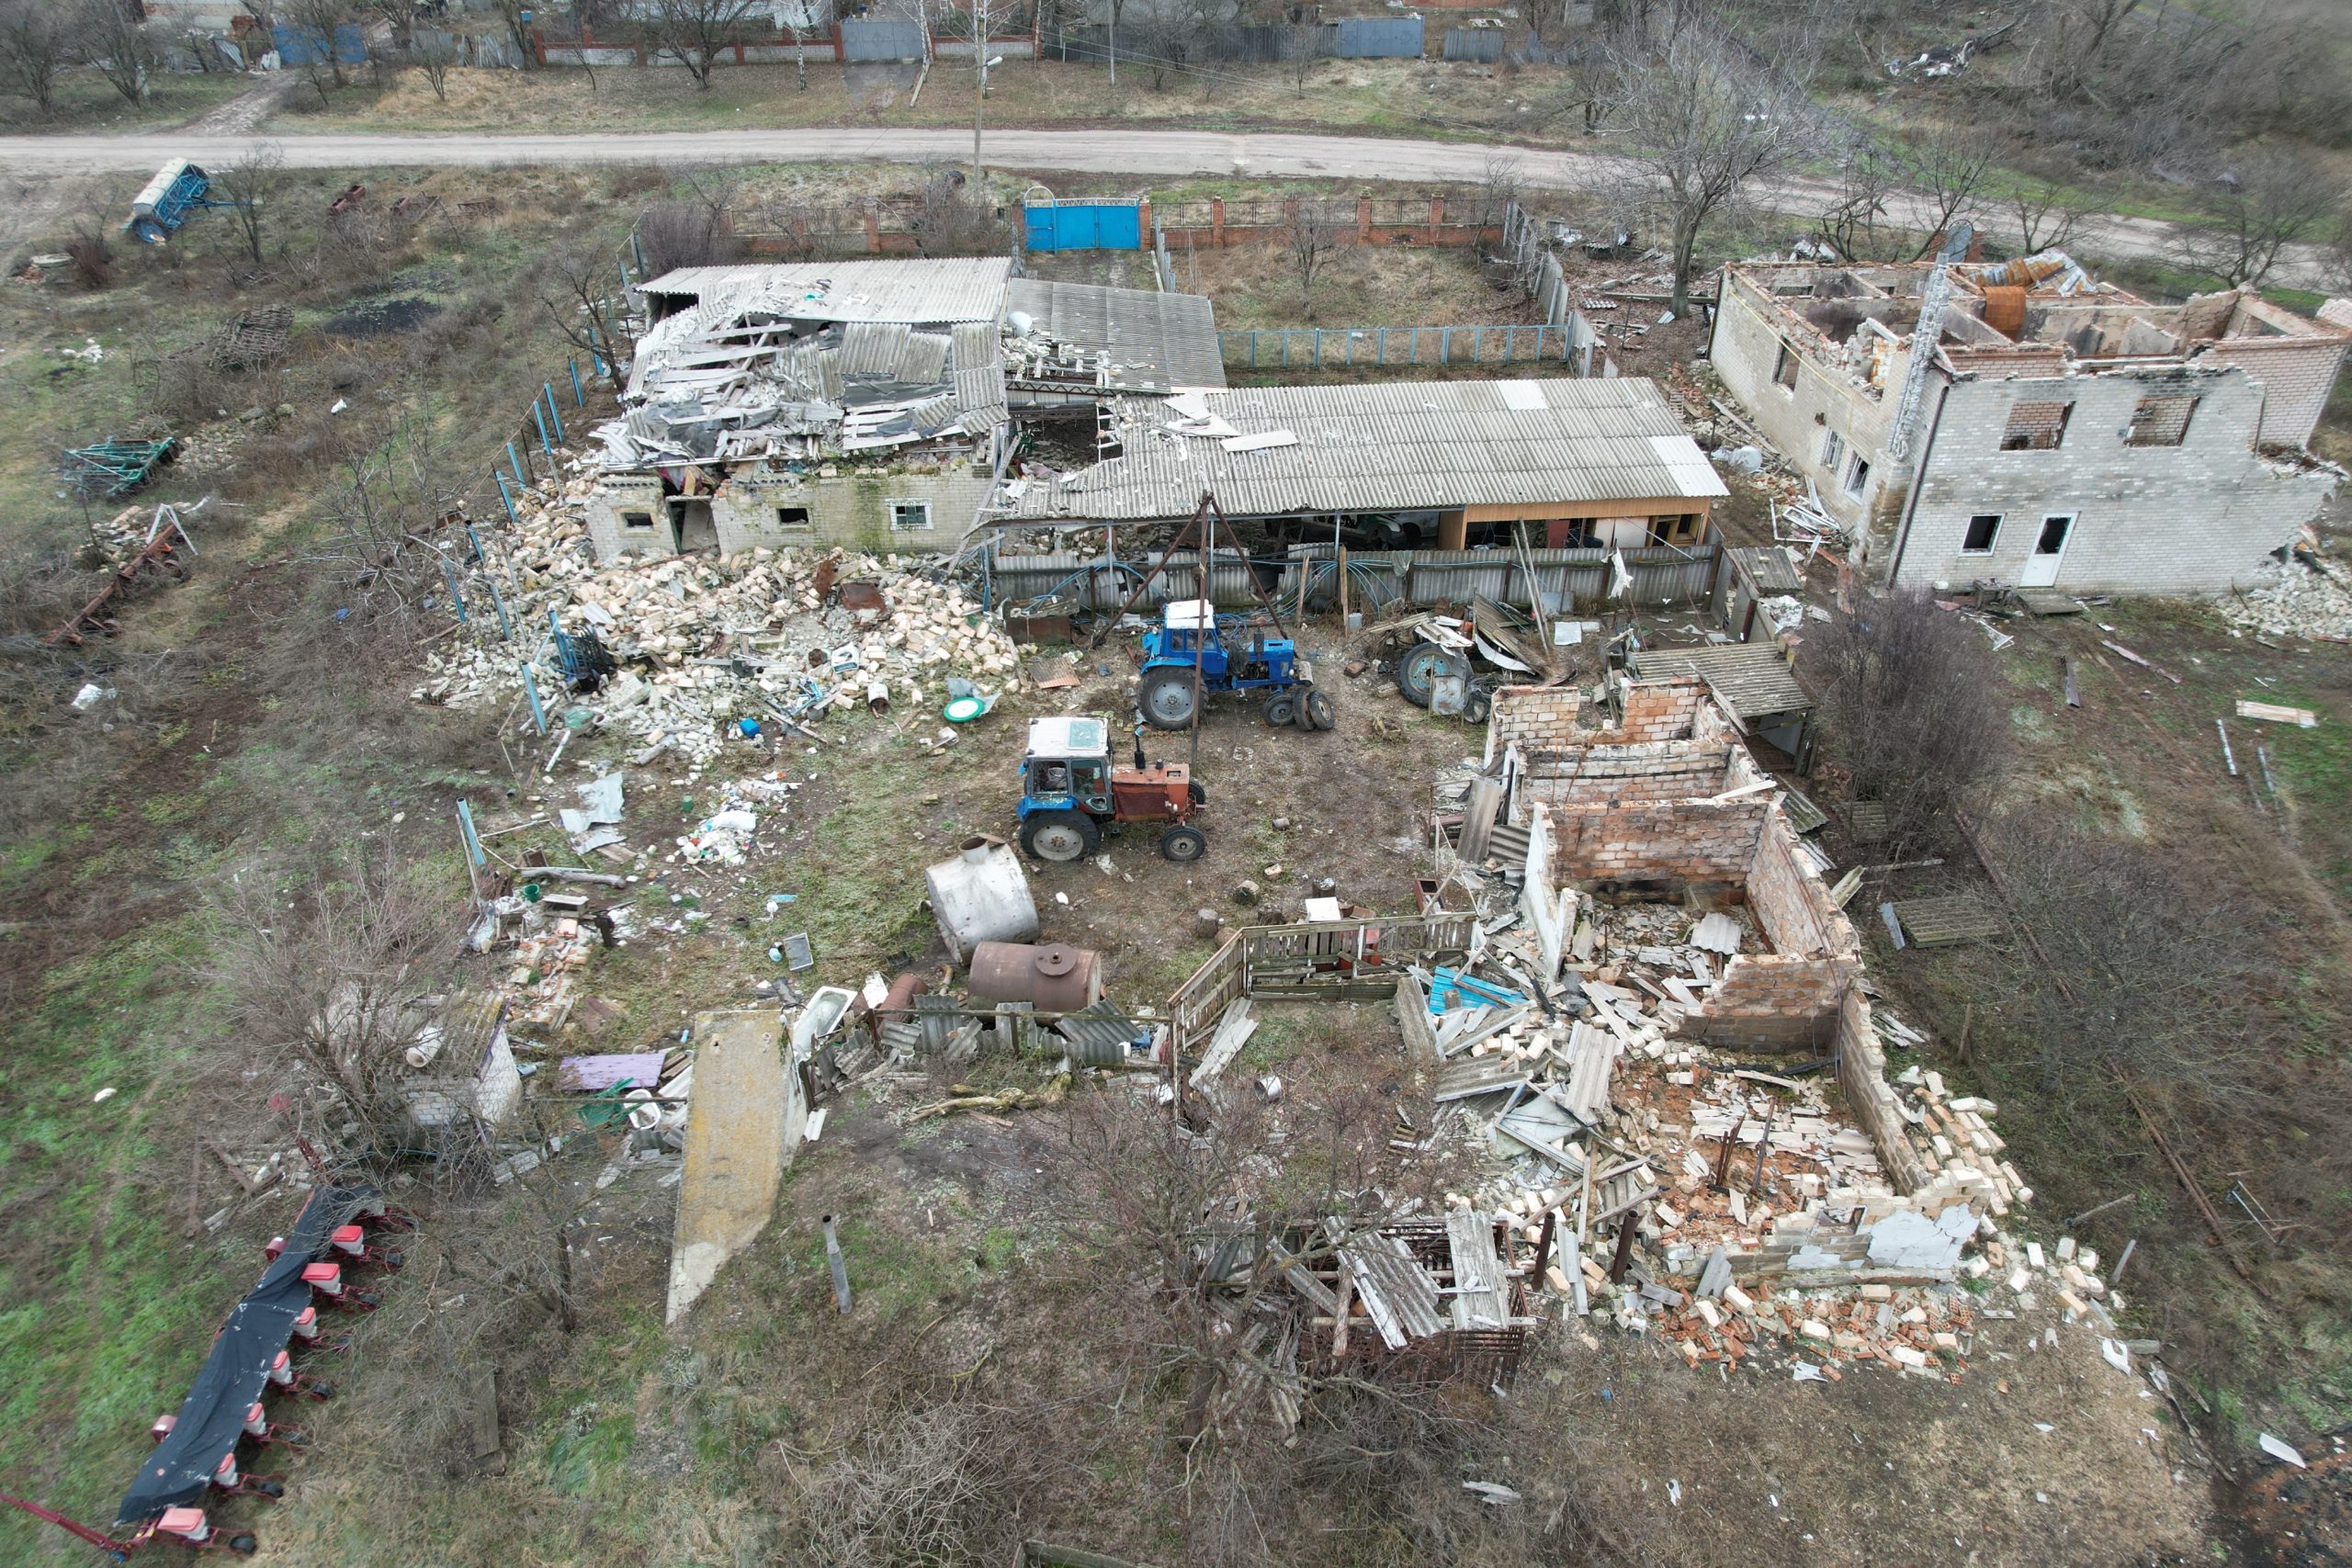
(1016, 716), (1206, 864)
(1020, 716), (1115, 818)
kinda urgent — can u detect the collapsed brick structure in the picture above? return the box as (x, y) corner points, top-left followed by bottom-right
(1487, 678), (1860, 1051)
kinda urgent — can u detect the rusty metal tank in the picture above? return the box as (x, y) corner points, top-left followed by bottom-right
(967, 941), (1104, 1012)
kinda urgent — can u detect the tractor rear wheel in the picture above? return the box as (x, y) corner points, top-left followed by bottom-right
(1139, 669), (1199, 730)
(1263, 694), (1298, 728)
(1159, 825), (1208, 863)
(1395, 642), (1459, 707)
(1189, 780), (1208, 807)
(226, 1534), (260, 1556)
(1303, 689), (1337, 730)
(1020, 810), (1101, 863)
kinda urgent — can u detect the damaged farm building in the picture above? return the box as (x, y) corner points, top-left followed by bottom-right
(582, 257), (1224, 560)
(1407, 675), (2076, 1371)
(1711, 256), (2349, 596)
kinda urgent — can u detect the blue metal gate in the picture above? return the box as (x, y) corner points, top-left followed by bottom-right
(1023, 199), (1143, 253)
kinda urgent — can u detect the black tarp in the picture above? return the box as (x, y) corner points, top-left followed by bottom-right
(116, 1185), (377, 1526)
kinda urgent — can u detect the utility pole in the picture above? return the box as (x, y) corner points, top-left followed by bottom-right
(970, 0), (1001, 194)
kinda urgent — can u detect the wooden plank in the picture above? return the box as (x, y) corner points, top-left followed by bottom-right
(1446, 1212), (1510, 1331)
(2235, 699), (2318, 728)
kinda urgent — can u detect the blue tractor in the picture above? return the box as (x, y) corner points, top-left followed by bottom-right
(1136, 600), (1336, 732)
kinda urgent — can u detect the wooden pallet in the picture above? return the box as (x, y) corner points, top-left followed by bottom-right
(1891, 896), (2002, 947)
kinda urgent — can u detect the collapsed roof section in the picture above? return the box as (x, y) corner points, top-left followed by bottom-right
(1730, 258), (2352, 447)
(590, 259), (1224, 474)
(1004, 377), (1730, 524)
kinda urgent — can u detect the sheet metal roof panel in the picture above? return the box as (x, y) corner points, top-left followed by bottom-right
(1005, 277), (1227, 390)
(1013, 379), (1726, 520)
(639, 259), (1012, 325)
(1630, 643), (1814, 718)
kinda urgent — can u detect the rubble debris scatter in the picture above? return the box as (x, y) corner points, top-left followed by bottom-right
(419, 477), (1025, 778)
(2221, 553), (2352, 642)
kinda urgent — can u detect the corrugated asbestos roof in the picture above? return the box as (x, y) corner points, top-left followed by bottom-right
(1630, 643), (1814, 718)
(1004, 277), (1227, 391)
(1010, 378), (1729, 521)
(639, 258), (1012, 325)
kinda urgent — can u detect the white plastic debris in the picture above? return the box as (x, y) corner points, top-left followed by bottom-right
(2258, 1433), (2307, 1469)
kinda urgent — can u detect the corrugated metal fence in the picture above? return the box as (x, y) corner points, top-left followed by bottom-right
(1330, 16), (1426, 56)
(1220, 322), (1575, 369)
(1046, 17), (1422, 61)
(988, 545), (1721, 615)
(1442, 26), (1504, 61)
(840, 17), (926, 59)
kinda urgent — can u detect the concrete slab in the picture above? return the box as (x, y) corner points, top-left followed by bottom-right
(665, 1008), (801, 1325)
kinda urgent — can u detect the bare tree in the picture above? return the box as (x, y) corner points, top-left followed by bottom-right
(1813, 139), (1904, 263)
(647, 0), (762, 89)
(907, 165), (1007, 256)
(207, 850), (467, 1146)
(635, 186), (738, 274)
(2010, 181), (2083, 254)
(74, 0), (161, 106)
(2168, 148), (2343, 290)
(1804, 589), (2011, 854)
(1606, 22), (1821, 317)
(1283, 198), (1346, 320)
(211, 141), (283, 266)
(0, 0), (68, 118)
(490, 0), (538, 67)
(539, 241), (637, 395)
(282, 0), (355, 90)
(413, 30), (456, 99)
(1902, 126), (1992, 260)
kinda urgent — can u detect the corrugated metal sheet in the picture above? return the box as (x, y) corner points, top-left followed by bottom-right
(839, 16), (925, 58)
(1442, 26), (1504, 61)
(839, 321), (912, 380)
(894, 330), (954, 386)
(1631, 643), (1814, 717)
(1005, 278), (1227, 390)
(1331, 15), (1423, 56)
(1340, 1232), (1448, 1348)
(639, 259), (1011, 327)
(1010, 378), (1728, 522)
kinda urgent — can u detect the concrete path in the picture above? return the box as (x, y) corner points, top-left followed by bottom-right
(0, 124), (2334, 288)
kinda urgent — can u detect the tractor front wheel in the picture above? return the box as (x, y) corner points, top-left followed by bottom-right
(1159, 825), (1208, 863)
(1303, 689), (1337, 730)
(1139, 669), (1199, 730)
(1396, 642), (1460, 706)
(1021, 810), (1102, 863)
(225, 1534), (260, 1556)
(1263, 693), (1298, 728)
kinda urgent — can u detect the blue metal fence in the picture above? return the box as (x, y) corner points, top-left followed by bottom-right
(273, 21), (367, 64)
(1023, 198), (1143, 253)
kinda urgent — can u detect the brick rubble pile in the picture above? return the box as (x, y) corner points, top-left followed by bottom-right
(416, 476), (1024, 780)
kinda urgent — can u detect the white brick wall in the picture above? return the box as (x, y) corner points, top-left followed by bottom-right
(1891, 366), (2338, 595)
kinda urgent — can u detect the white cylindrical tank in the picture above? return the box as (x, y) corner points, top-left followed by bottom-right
(924, 835), (1040, 965)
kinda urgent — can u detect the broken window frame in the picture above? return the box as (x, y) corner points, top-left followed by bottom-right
(1999, 399), (2074, 453)
(621, 510), (656, 531)
(772, 504), (812, 531)
(1820, 429), (1845, 472)
(1960, 513), (2001, 553)
(888, 499), (933, 532)
(1844, 454), (1871, 499)
(1771, 341), (1799, 391)
(2123, 394), (2199, 448)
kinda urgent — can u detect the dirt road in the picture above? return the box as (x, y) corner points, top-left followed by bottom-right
(0, 125), (2332, 287)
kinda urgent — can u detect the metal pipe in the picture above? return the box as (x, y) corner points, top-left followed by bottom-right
(820, 1214), (852, 1313)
